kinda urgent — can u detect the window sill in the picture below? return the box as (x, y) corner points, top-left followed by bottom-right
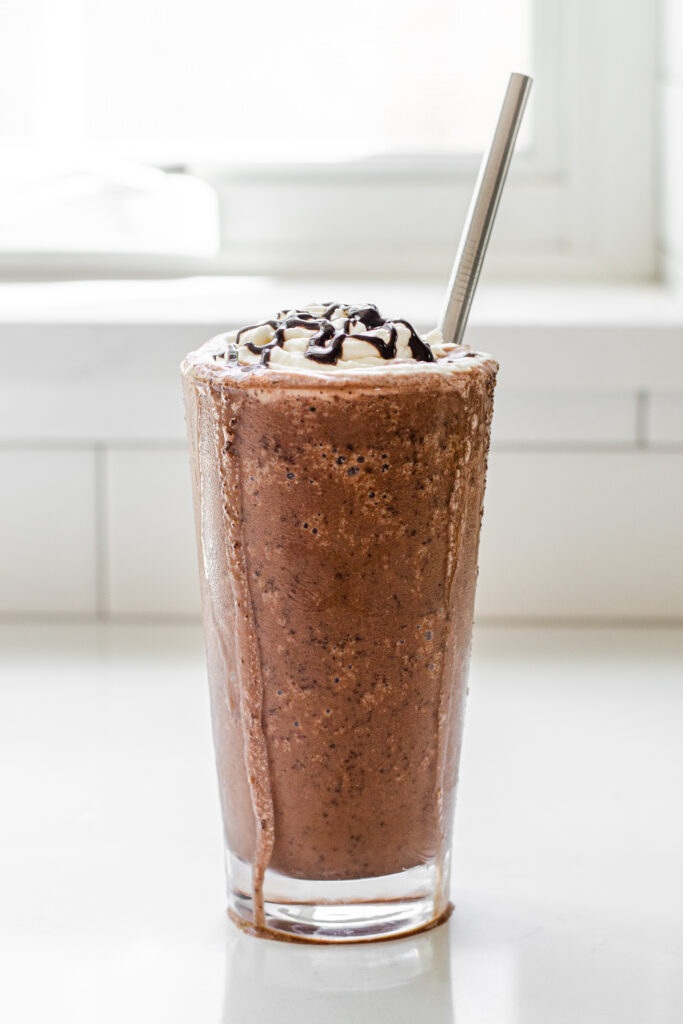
(0, 277), (681, 394)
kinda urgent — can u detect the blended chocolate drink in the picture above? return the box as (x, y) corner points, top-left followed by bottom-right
(182, 302), (497, 942)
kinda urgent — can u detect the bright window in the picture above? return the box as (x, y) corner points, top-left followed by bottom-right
(0, 0), (658, 281)
(3, 0), (531, 160)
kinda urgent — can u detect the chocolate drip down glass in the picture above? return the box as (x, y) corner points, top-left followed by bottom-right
(182, 330), (496, 943)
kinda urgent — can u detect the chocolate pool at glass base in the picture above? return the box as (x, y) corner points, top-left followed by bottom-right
(181, 306), (497, 943)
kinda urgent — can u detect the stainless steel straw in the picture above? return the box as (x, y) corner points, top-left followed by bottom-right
(440, 72), (532, 347)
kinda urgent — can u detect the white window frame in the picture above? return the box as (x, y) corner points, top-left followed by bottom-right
(186, 0), (657, 282)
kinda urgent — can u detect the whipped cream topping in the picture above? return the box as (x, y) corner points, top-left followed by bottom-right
(208, 303), (493, 373)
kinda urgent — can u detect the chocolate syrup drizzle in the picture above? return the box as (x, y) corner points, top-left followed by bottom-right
(227, 303), (436, 367)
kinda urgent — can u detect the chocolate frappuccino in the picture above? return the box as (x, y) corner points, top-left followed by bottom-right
(182, 302), (497, 941)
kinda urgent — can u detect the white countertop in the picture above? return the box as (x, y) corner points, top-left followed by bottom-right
(2, 623), (682, 1023)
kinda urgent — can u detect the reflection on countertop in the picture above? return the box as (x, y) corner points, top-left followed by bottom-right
(222, 924), (453, 1023)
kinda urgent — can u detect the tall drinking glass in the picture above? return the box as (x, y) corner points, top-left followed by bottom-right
(182, 308), (496, 942)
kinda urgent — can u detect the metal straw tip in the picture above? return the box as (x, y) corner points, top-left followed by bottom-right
(440, 73), (533, 348)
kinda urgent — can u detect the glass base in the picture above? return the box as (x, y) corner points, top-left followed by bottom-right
(226, 850), (452, 944)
